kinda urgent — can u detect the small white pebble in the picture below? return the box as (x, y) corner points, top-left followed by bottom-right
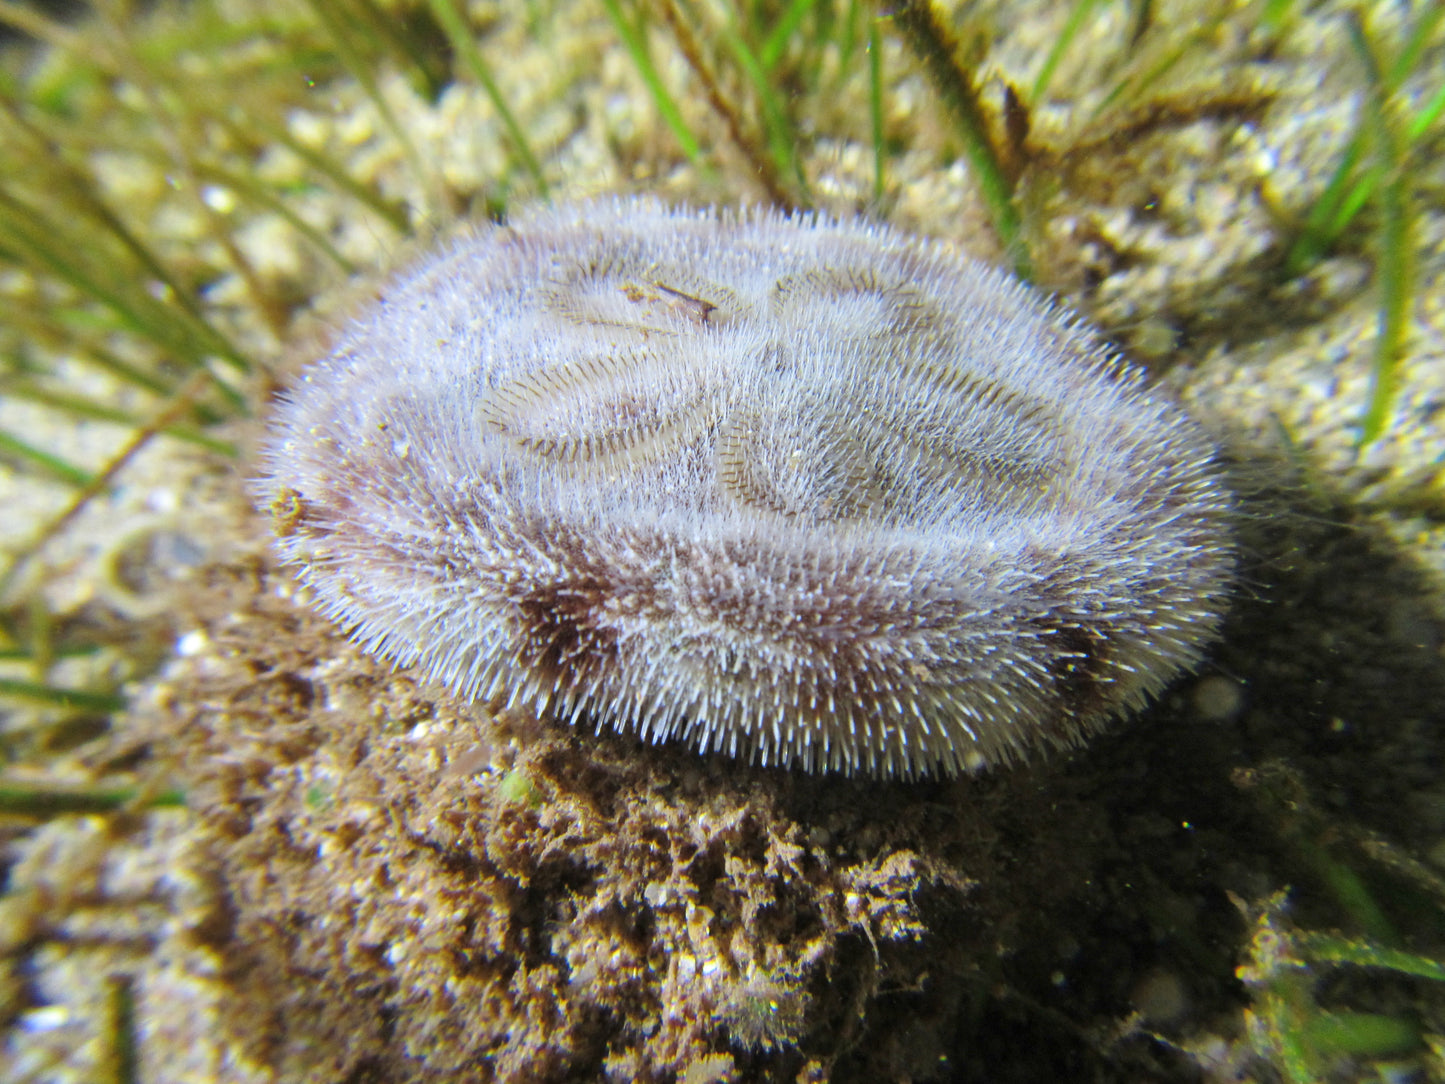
(18, 1005), (70, 1032)
(175, 629), (209, 657)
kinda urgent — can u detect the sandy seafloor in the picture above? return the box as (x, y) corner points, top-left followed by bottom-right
(1, 1), (1443, 1081)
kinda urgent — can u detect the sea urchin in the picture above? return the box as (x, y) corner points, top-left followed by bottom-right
(258, 198), (1233, 778)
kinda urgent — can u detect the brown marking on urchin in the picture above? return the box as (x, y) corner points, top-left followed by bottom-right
(1039, 623), (1112, 723)
(505, 529), (636, 696)
(514, 584), (621, 693)
(256, 198), (1235, 778)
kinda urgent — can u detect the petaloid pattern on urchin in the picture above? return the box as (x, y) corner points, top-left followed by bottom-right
(258, 198), (1233, 778)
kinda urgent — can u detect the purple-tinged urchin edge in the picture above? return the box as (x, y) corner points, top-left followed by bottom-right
(256, 197), (1234, 779)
